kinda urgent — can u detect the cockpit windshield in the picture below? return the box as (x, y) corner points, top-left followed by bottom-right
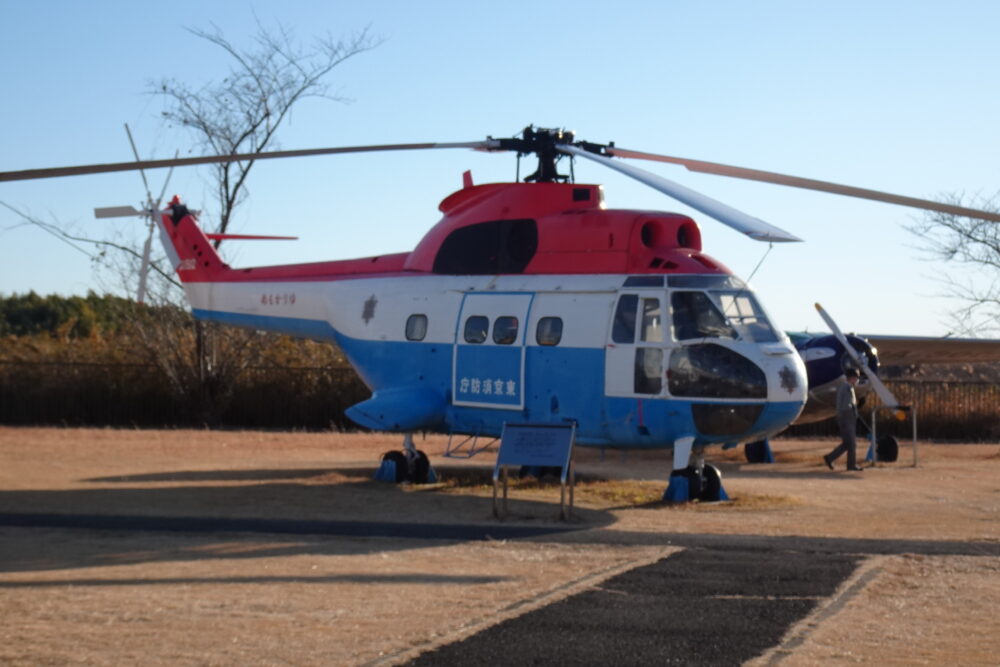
(710, 290), (780, 343)
(671, 292), (736, 341)
(670, 289), (780, 343)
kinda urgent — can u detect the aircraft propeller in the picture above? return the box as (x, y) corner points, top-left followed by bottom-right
(815, 302), (907, 419)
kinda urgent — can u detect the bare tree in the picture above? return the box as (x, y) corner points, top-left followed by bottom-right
(152, 20), (379, 239)
(135, 20), (379, 423)
(3, 21), (377, 425)
(0, 201), (181, 292)
(910, 192), (1000, 335)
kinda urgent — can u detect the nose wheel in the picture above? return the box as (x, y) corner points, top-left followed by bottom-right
(663, 438), (729, 502)
(664, 463), (729, 502)
(374, 434), (436, 484)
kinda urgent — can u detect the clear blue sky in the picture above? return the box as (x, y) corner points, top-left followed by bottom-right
(2, 1), (999, 336)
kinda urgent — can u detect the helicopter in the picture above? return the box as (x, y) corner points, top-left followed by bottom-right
(4, 125), (1000, 501)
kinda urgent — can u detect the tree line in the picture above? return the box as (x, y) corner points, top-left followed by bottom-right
(0, 292), (136, 339)
(0, 292), (367, 429)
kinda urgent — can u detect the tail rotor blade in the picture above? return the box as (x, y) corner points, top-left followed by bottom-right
(125, 123), (155, 208)
(136, 222), (155, 305)
(154, 153), (179, 209)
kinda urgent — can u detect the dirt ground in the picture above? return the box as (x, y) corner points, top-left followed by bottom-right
(0, 427), (997, 665)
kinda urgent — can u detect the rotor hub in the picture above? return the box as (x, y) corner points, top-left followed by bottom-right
(492, 126), (608, 183)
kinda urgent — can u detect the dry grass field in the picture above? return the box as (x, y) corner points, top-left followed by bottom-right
(0, 427), (997, 665)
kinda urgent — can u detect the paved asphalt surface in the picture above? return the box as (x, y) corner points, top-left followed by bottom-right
(3, 513), (997, 664)
(406, 548), (859, 666)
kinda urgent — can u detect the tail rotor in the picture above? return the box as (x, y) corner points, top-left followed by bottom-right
(93, 124), (178, 304)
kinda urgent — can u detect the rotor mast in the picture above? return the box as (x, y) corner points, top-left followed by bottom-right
(492, 126), (608, 183)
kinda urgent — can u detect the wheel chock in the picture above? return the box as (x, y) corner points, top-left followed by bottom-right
(663, 474), (690, 503)
(373, 459), (398, 482)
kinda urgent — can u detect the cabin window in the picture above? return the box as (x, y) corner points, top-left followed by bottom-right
(634, 347), (663, 394)
(667, 344), (766, 399)
(405, 314), (428, 341)
(433, 219), (538, 274)
(612, 294), (638, 343)
(493, 316), (519, 345)
(671, 291), (736, 341)
(464, 316), (489, 344)
(640, 297), (663, 343)
(536, 317), (563, 346)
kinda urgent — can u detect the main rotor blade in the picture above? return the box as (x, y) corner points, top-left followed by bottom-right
(560, 144), (802, 243)
(0, 141), (497, 182)
(608, 147), (1000, 223)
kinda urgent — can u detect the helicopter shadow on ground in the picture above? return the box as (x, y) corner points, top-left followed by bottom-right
(85, 467), (368, 484)
(0, 465), (613, 575)
(709, 459), (870, 481)
(0, 525), (517, 589)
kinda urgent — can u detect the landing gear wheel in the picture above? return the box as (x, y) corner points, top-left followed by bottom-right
(876, 435), (899, 463)
(699, 463), (724, 502)
(666, 464), (726, 502)
(410, 450), (430, 484)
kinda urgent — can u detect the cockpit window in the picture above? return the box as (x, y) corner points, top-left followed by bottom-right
(710, 291), (780, 343)
(671, 292), (736, 341)
(612, 294), (638, 343)
(640, 298), (663, 343)
(668, 275), (746, 290)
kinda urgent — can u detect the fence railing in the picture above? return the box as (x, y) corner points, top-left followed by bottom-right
(1, 363), (997, 439)
(0, 361), (368, 430)
(785, 380), (1000, 441)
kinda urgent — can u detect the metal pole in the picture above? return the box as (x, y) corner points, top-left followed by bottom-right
(870, 406), (878, 465)
(492, 469), (499, 518)
(502, 466), (509, 517)
(560, 476), (566, 521)
(912, 406), (919, 467)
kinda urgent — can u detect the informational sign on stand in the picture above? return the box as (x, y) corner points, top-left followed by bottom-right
(493, 422), (576, 520)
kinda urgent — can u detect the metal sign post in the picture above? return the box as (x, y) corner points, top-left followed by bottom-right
(493, 422), (576, 521)
(864, 404), (918, 467)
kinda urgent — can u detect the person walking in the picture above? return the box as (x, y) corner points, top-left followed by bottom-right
(824, 367), (864, 471)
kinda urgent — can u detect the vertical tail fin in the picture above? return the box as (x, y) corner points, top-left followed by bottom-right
(156, 196), (230, 283)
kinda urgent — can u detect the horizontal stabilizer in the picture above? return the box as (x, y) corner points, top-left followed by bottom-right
(204, 233), (299, 241)
(94, 205), (145, 218)
(346, 386), (446, 431)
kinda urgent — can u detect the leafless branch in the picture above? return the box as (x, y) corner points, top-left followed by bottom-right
(909, 191), (1000, 334)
